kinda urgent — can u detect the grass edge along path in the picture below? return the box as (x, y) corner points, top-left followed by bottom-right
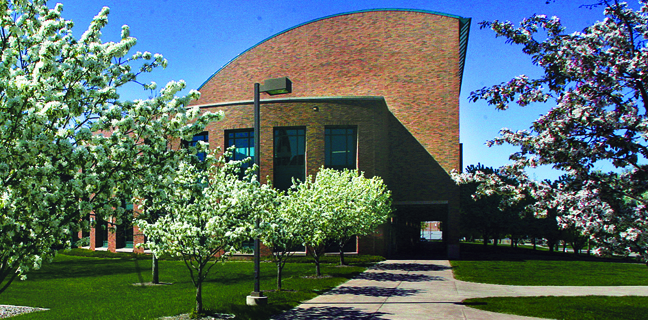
(0, 250), (383, 320)
(450, 244), (648, 286)
(462, 296), (648, 320)
(452, 244), (648, 320)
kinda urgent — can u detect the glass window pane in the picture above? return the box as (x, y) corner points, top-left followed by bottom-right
(325, 126), (356, 170)
(225, 129), (254, 168)
(274, 127), (306, 190)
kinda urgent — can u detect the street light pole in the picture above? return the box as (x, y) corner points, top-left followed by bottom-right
(246, 77), (292, 306)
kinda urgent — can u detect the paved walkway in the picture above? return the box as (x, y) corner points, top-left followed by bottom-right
(272, 259), (648, 319)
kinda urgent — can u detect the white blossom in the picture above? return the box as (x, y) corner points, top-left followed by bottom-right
(455, 0), (648, 262)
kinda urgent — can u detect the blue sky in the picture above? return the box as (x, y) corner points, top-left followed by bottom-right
(56, 0), (621, 180)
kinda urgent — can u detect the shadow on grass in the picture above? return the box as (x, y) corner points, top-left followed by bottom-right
(354, 272), (443, 282)
(26, 257), (140, 280)
(459, 243), (638, 263)
(325, 286), (420, 297)
(271, 306), (390, 320)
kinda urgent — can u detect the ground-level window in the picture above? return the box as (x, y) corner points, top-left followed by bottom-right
(95, 216), (108, 248)
(225, 129), (254, 168)
(325, 126), (357, 170)
(274, 127), (305, 190)
(183, 131), (209, 161)
(116, 202), (134, 249)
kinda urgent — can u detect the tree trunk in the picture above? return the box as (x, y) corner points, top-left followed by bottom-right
(195, 280), (203, 314)
(276, 261), (283, 291)
(0, 268), (18, 295)
(314, 255), (321, 277)
(152, 254), (159, 284)
(339, 243), (346, 266)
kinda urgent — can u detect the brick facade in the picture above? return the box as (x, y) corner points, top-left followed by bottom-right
(88, 9), (470, 259)
(192, 9), (470, 258)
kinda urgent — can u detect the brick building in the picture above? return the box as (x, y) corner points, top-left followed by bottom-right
(86, 9), (470, 258)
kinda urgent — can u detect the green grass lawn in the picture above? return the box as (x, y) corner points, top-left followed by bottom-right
(452, 244), (648, 320)
(463, 296), (648, 320)
(0, 250), (378, 319)
(451, 244), (648, 286)
(452, 259), (648, 286)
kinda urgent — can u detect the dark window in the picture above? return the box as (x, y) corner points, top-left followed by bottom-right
(94, 216), (108, 248)
(225, 129), (254, 168)
(325, 126), (357, 170)
(116, 201), (134, 249)
(183, 132), (209, 161)
(274, 127), (305, 190)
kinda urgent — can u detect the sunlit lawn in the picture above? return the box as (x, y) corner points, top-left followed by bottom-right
(463, 296), (648, 320)
(0, 250), (378, 319)
(453, 243), (648, 320)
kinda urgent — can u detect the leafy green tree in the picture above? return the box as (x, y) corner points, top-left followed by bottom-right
(460, 164), (507, 245)
(0, 1), (220, 295)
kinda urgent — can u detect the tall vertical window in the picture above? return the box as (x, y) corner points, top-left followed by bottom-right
(325, 126), (357, 170)
(183, 132), (209, 161)
(274, 127), (305, 190)
(226, 129), (254, 168)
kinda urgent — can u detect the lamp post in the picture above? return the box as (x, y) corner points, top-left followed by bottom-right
(246, 77), (292, 306)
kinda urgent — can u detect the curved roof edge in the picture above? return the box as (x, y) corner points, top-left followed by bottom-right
(198, 8), (471, 91)
(193, 96), (387, 109)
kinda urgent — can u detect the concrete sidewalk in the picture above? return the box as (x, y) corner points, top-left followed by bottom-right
(271, 259), (648, 320)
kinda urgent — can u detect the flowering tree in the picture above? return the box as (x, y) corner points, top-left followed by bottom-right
(258, 195), (302, 291)
(0, 1), (220, 295)
(325, 169), (392, 265)
(136, 150), (276, 314)
(453, 0), (648, 261)
(284, 168), (391, 276)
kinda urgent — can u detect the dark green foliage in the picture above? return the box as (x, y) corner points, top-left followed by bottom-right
(460, 164), (529, 246)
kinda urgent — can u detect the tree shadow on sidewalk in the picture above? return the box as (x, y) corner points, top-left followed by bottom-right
(370, 263), (452, 272)
(325, 286), (420, 297)
(355, 272), (444, 282)
(272, 306), (389, 320)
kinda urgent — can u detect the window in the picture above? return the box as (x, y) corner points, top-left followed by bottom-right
(325, 126), (357, 170)
(274, 127), (305, 190)
(225, 129), (254, 168)
(116, 201), (134, 249)
(183, 132), (209, 161)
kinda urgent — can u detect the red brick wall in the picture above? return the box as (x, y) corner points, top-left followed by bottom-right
(193, 10), (462, 174)
(189, 10), (466, 257)
(200, 97), (389, 184)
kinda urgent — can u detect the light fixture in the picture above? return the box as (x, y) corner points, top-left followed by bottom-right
(260, 77), (292, 95)
(246, 76), (292, 307)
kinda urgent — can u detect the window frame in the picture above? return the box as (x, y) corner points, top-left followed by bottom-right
(325, 125), (357, 170)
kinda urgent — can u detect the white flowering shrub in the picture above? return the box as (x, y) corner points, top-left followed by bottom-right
(453, 1), (648, 261)
(0, 1), (221, 294)
(282, 168), (392, 276)
(257, 188), (300, 291)
(136, 150), (276, 314)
